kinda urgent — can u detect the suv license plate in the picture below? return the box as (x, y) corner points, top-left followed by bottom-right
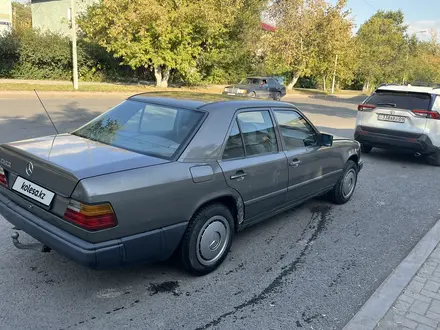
(377, 114), (405, 123)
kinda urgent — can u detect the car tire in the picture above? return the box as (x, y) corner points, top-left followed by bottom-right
(274, 92), (281, 101)
(249, 92), (256, 98)
(180, 203), (234, 276)
(361, 144), (373, 153)
(427, 150), (440, 166)
(328, 160), (358, 205)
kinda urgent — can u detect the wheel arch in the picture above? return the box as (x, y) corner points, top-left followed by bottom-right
(190, 193), (244, 231)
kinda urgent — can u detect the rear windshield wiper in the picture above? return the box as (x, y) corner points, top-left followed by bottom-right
(376, 102), (397, 108)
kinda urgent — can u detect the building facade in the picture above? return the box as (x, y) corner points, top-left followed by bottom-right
(31, 0), (97, 35)
(0, 0), (12, 35)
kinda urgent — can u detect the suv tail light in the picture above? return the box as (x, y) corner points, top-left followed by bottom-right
(0, 167), (7, 186)
(358, 104), (376, 111)
(412, 109), (440, 120)
(63, 200), (117, 231)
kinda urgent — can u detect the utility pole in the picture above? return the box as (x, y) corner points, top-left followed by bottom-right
(71, 0), (79, 90)
(331, 54), (338, 94)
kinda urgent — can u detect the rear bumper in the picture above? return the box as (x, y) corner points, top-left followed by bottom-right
(0, 192), (187, 269)
(354, 126), (438, 154)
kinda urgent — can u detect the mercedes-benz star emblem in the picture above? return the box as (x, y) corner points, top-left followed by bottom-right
(25, 162), (34, 177)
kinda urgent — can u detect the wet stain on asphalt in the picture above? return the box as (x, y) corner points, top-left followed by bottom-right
(302, 311), (320, 324)
(195, 204), (333, 330)
(296, 320), (303, 327)
(148, 281), (180, 296)
(225, 262), (245, 275)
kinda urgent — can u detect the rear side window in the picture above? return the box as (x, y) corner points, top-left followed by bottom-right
(367, 91), (431, 110)
(237, 111), (278, 156)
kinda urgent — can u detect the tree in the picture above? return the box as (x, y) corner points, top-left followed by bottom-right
(264, 0), (354, 90)
(12, 1), (32, 31)
(408, 30), (440, 84)
(78, 0), (261, 87)
(355, 10), (408, 91)
(264, 0), (322, 89)
(310, 0), (356, 91)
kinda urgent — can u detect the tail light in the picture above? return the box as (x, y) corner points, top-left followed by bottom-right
(358, 104), (376, 111)
(63, 200), (117, 231)
(0, 167), (6, 186)
(412, 109), (440, 120)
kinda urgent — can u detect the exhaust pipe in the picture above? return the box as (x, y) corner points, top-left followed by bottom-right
(414, 152), (422, 157)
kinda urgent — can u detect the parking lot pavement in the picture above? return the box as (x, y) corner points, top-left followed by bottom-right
(0, 93), (439, 330)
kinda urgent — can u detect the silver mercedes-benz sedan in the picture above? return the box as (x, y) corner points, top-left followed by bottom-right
(0, 92), (362, 275)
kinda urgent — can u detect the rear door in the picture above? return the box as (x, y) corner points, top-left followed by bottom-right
(359, 90), (431, 136)
(218, 109), (288, 220)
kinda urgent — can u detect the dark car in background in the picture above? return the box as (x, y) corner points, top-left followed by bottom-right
(223, 76), (287, 101)
(0, 92), (361, 275)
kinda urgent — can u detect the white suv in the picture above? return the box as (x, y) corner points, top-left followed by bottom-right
(355, 84), (440, 166)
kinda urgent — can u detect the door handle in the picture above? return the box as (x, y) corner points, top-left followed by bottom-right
(289, 159), (301, 167)
(230, 171), (247, 180)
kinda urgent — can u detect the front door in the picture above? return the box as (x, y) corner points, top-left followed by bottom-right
(272, 109), (338, 203)
(219, 109), (288, 220)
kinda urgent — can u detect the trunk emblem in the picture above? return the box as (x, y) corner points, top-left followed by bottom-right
(25, 162), (34, 177)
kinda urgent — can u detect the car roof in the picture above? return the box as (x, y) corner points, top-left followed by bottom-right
(128, 91), (293, 111)
(377, 85), (440, 95)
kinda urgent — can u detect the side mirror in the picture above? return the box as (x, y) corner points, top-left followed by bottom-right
(319, 133), (333, 147)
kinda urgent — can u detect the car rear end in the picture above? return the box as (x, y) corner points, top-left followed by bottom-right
(0, 98), (207, 268)
(355, 87), (440, 155)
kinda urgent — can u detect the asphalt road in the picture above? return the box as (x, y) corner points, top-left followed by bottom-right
(0, 92), (438, 330)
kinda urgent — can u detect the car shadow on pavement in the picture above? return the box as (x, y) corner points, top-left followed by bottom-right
(0, 103), (102, 143)
(363, 148), (430, 166)
(307, 94), (368, 105)
(290, 101), (357, 119)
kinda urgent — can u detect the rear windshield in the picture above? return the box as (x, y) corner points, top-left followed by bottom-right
(366, 90), (432, 110)
(72, 100), (204, 159)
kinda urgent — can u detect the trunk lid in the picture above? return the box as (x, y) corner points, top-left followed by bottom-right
(359, 90), (432, 136)
(0, 134), (169, 196)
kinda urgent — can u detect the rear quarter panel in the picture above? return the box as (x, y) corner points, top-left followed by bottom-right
(71, 161), (239, 242)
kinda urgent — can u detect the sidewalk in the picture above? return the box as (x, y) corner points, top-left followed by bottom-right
(344, 219), (440, 330)
(375, 246), (440, 330)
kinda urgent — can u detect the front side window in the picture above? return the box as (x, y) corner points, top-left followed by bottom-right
(237, 111), (278, 156)
(72, 100), (204, 159)
(274, 110), (318, 149)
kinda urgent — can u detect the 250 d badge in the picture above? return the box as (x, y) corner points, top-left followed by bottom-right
(0, 158), (11, 168)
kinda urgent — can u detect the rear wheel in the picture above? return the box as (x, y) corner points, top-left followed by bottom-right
(273, 92), (282, 101)
(361, 144), (373, 153)
(180, 203), (234, 275)
(249, 92), (257, 98)
(328, 160), (358, 204)
(427, 150), (440, 166)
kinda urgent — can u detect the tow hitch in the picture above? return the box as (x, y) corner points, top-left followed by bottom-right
(11, 231), (51, 253)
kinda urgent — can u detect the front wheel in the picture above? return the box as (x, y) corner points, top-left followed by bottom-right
(180, 203), (234, 275)
(328, 160), (358, 204)
(273, 92), (282, 101)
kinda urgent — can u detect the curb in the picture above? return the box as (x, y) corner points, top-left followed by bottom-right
(343, 218), (440, 330)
